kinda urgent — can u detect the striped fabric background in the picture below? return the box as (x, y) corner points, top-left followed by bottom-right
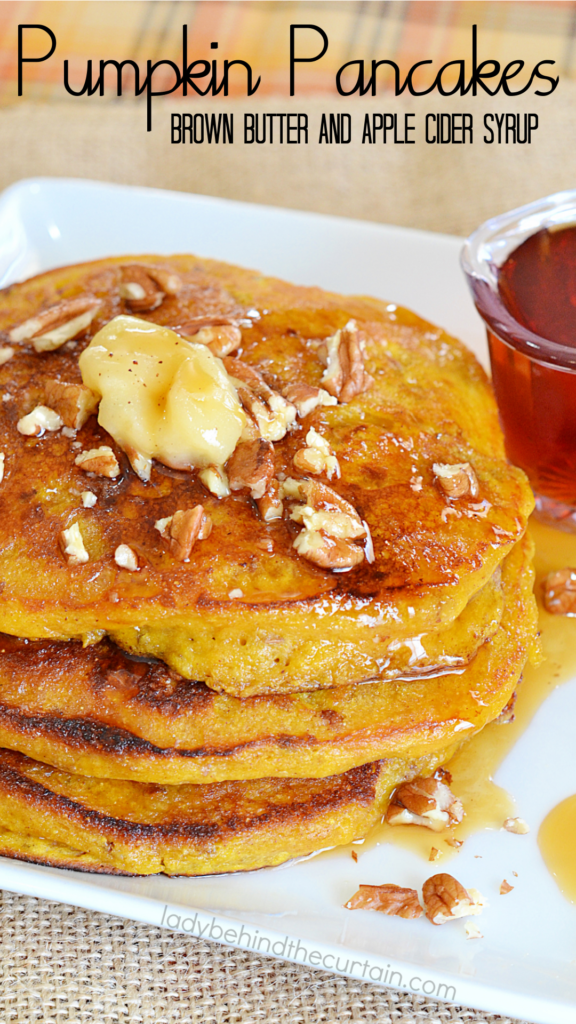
(1, 0), (574, 103)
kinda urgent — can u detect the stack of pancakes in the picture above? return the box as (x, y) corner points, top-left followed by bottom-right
(0, 255), (537, 876)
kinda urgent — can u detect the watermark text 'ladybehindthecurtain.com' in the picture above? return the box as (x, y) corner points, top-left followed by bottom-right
(159, 905), (458, 1002)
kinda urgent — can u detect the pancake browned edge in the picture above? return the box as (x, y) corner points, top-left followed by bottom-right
(0, 534), (535, 786)
(0, 747), (468, 876)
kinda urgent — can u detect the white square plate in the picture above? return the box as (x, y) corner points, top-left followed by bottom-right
(0, 178), (574, 1024)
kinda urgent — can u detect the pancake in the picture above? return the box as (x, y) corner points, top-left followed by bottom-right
(0, 747), (459, 876)
(0, 534), (536, 784)
(0, 255), (534, 695)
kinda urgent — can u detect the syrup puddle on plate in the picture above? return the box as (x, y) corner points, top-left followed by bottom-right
(538, 795), (576, 903)
(334, 517), (576, 865)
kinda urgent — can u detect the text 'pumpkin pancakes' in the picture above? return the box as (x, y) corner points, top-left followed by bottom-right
(0, 254), (537, 874)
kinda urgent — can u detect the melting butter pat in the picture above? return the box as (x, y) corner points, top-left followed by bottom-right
(79, 316), (245, 471)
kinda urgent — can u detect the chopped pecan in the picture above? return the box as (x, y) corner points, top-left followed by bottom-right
(281, 382), (337, 417)
(119, 265), (182, 312)
(282, 477), (366, 570)
(75, 445), (120, 478)
(422, 873), (485, 925)
(280, 477), (361, 519)
(542, 567), (576, 615)
(224, 357), (296, 441)
(385, 776), (464, 832)
(81, 491), (97, 508)
(503, 817), (529, 834)
(434, 462), (479, 499)
(293, 448), (325, 475)
(0, 346), (14, 366)
(199, 464), (230, 498)
(114, 544), (139, 571)
(184, 318), (242, 358)
(146, 267), (182, 296)
(0, 453), (4, 483)
(44, 379), (99, 430)
(500, 879), (514, 894)
(290, 505), (365, 540)
(257, 478), (284, 522)
(465, 921), (483, 940)
(293, 427), (340, 480)
(227, 438), (274, 500)
(320, 320), (373, 403)
(124, 446), (152, 483)
(429, 847), (442, 862)
(345, 884), (423, 919)
(9, 296), (101, 352)
(17, 405), (63, 436)
(293, 529), (364, 569)
(59, 522), (89, 566)
(155, 505), (212, 561)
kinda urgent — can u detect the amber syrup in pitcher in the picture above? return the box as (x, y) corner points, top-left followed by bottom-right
(489, 226), (576, 508)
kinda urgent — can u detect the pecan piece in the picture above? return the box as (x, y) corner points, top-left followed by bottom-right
(199, 464), (230, 498)
(281, 382), (337, 417)
(224, 357), (296, 441)
(227, 438), (274, 500)
(145, 267), (182, 296)
(155, 505), (212, 561)
(422, 874), (485, 925)
(465, 921), (483, 940)
(542, 567), (576, 615)
(345, 884), (423, 919)
(17, 405), (63, 436)
(184, 318), (242, 358)
(124, 446), (152, 483)
(9, 296), (101, 352)
(500, 879), (514, 895)
(503, 817), (529, 834)
(320, 320), (373, 403)
(434, 462), (479, 499)
(75, 446), (120, 478)
(114, 544), (139, 571)
(280, 477), (361, 519)
(282, 477), (366, 570)
(0, 453), (4, 483)
(257, 478), (284, 522)
(119, 265), (182, 312)
(385, 776), (464, 832)
(293, 529), (364, 569)
(59, 522), (89, 566)
(0, 346), (14, 366)
(293, 427), (339, 480)
(44, 379), (99, 430)
(290, 505), (365, 540)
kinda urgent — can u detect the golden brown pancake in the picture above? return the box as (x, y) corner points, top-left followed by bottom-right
(0, 747), (458, 876)
(0, 535), (536, 784)
(0, 256), (534, 695)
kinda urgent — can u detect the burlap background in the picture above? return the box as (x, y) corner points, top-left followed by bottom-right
(0, 83), (570, 1023)
(1, 83), (576, 237)
(0, 890), (534, 1024)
